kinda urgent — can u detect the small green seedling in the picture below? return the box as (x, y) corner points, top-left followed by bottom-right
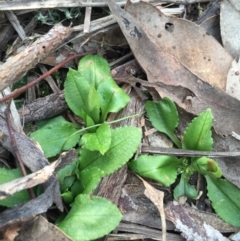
(29, 55), (142, 240)
(129, 97), (240, 227)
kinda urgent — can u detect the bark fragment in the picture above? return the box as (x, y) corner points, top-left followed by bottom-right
(0, 24), (72, 91)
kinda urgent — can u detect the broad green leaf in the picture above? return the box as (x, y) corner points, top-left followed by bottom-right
(78, 167), (104, 194)
(82, 124), (111, 155)
(128, 155), (178, 187)
(64, 68), (91, 118)
(174, 173), (197, 200)
(58, 194), (122, 240)
(36, 116), (69, 129)
(98, 80), (130, 122)
(182, 109), (213, 151)
(145, 98), (181, 147)
(0, 168), (30, 207)
(78, 55), (111, 87)
(79, 127), (142, 175)
(206, 176), (240, 227)
(30, 123), (81, 157)
(191, 157), (222, 178)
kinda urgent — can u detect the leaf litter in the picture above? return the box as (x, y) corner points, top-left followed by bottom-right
(1, 0), (240, 240)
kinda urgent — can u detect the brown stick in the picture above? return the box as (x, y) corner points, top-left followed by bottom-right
(0, 24), (72, 91)
(0, 52), (96, 104)
(4, 104), (35, 199)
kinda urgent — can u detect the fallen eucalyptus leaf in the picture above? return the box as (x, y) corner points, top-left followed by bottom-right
(126, 1), (232, 90)
(107, 0), (240, 136)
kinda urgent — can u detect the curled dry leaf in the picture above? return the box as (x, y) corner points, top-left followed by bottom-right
(0, 150), (77, 232)
(220, 0), (240, 59)
(0, 149), (77, 200)
(141, 179), (166, 241)
(0, 113), (76, 230)
(0, 178), (58, 232)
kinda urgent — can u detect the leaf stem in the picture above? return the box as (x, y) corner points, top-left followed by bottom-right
(61, 112), (143, 150)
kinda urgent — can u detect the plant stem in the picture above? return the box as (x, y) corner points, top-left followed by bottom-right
(61, 112), (143, 150)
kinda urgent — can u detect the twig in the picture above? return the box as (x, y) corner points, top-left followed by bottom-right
(4, 104), (35, 199)
(0, 0), (210, 10)
(0, 51), (96, 104)
(0, 24), (72, 91)
(142, 145), (240, 158)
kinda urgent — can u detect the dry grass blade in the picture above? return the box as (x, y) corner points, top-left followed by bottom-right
(141, 178), (166, 241)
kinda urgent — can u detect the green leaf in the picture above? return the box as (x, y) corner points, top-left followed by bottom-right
(82, 124), (111, 155)
(36, 116), (69, 128)
(145, 98), (181, 147)
(0, 168), (30, 207)
(191, 157), (222, 178)
(182, 109), (213, 151)
(98, 80), (130, 121)
(78, 55), (111, 87)
(174, 173), (198, 200)
(87, 86), (100, 124)
(58, 194), (122, 240)
(128, 155), (179, 187)
(64, 68), (91, 119)
(30, 123), (80, 157)
(61, 191), (74, 204)
(57, 160), (78, 192)
(206, 176), (240, 227)
(79, 126), (142, 175)
(78, 167), (104, 194)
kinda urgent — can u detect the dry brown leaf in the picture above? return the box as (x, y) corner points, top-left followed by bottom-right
(220, 0), (240, 58)
(140, 178), (166, 241)
(0, 177), (58, 231)
(0, 161), (58, 199)
(14, 216), (72, 241)
(3, 226), (20, 241)
(107, 0), (240, 136)
(165, 202), (230, 241)
(0, 149), (76, 199)
(0, 149), (77, 232)
(125, 1), (232, 90)
(199, 16), (221, 43)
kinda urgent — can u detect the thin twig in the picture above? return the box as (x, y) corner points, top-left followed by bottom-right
(142, 145), (240, 158)
(0, 51), (96, 104)
(5, 103), (35, 199)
